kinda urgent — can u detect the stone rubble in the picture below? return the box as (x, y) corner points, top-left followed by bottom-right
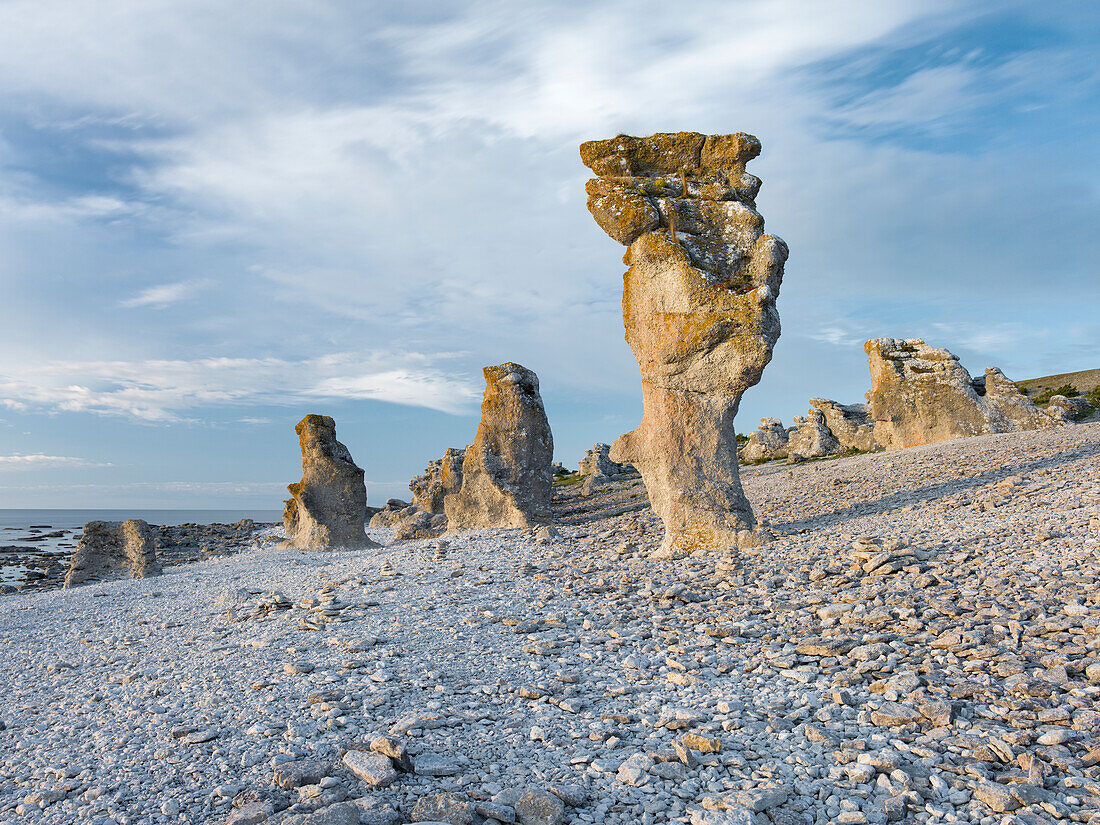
(0, 423), (1098, 825)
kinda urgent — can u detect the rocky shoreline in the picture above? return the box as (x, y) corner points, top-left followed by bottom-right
(1, 423), (1098, 825)
(0, 520), (274, 595)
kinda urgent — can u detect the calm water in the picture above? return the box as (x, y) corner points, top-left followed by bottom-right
(0, 509), (282, 587)
(0, 509), (282, 532)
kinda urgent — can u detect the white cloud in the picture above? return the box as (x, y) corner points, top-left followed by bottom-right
(120, 279), (210, 309)
(0, 454), (109, 468)
(0, 353), (480, 422)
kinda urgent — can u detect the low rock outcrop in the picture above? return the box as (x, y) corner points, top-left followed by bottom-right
(392, 509), (448, 542)
(408, 448), (465, 514)
(582, 131), (788, 555)
(808, 398), (879, 452)
(64, 520), (160, 588)
(739, 417), (791, 462)
(787, 408), (843, 458)
(865, 339), (1059, 450)
(282, 415), (377, 550)
(1047, 395), (1094, 422)
(578, 443), (632, 477)
(980, 367), (1062, 433)
(444, 363), (554, 529)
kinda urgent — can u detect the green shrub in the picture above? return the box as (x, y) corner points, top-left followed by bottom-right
(1034, 383), (1079, 404)
(1087, 386), (1100, 407)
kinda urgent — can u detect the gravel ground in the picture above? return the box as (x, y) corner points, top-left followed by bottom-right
(1, 423), (1098, 825)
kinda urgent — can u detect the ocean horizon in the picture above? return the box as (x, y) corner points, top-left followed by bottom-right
(0, 508), (284, 532)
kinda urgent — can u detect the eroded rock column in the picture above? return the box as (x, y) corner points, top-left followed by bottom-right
(282, 414), (378, 549)
(581, 131), (788, 555)
(444, 363), (553, 529)
(64, 519), (160, 588)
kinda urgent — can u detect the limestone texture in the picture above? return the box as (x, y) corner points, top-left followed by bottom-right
(865, 339), (1059, 450)
(409, 448), (465, 515)
(282, 415), (377, 550)
(577, 443), (630, 477)
(444, 363), (554, 529)
(808, 398), (880, 453)
(786, 409), (843, 459)
(581, 131), (788, 555)
(739, 418), (791, 463)
(64, 519), (160, 588)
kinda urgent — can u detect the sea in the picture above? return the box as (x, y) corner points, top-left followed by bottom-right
(0, 509), (282, 587)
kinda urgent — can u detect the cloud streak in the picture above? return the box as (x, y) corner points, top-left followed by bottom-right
(0, 353), (480, 421)
(0, 454), (109, 468)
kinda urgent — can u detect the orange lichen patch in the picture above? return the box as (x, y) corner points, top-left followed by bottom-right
(580, 132), (706, 177)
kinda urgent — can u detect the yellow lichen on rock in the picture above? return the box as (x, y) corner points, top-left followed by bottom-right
(582, 132), (788, 557)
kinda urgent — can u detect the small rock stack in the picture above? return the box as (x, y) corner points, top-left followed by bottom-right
(849, 536), (916, 578)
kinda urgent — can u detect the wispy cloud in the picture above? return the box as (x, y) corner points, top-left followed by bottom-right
(0, 454), (110, 468)
(120, 279), (211, 309)
(0, 353), (479, 422)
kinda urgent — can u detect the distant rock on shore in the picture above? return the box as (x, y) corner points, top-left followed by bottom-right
(64, 519), (161, 588)
(282, 415), (378, 550)
(866, 338), (1059, 450)
(444, 362), (554, 529)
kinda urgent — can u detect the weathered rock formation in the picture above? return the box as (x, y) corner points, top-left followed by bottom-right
(64, 520), (160, 588)
(739, 417), (791, 462)
(808, 398), (880, 453)
(578, 443), (631, 477)
(1047, 394), (1094, 422)
(409, 448), (466, 514)
(980, 367), (1063, 433)
(392, 509), (448, 542)
(443, 363), (554, 529)
(582, 131), (788, 555)
(282, 414), (378, 550)
(787, 408), (843, 458)
(865, 339), (1059, 450)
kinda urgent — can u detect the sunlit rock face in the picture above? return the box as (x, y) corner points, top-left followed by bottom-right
(64, 519), (160, 588)
(409, 447), (466, 515)
(444, 363), (554, 529)
(809, 399), (880, 453)
(282, 414), (377, 550)
(581, 131), (789, 557)
(865, 339), (1060, 450)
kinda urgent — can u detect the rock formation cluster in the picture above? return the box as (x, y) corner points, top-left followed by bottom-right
(865, 339), (1059, 450)
(741, 340), (1065, 463)
(808, 398), (879, 453)
(63, 519), (161, 588)
(582, 131), (788, 556)
(577, 442), (635, 496)
(786, 408), (842, 460)
(408, 448), (465, 514)
(739, 417), (791, 462)
(443, 363), (554, 529)
(282, 415), (377, 550)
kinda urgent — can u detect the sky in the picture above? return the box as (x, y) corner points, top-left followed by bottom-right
(0, 0), (1097, 508)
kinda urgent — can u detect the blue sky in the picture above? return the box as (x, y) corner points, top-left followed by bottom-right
(0, 0), (1097, 507)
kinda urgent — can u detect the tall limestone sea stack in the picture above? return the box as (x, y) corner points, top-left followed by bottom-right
(444, 363), (554, 529)
(282, 414), (378, 550)
(581, 131), (788, 556)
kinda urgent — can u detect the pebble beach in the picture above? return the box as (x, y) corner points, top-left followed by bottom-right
(2, 423), (1098, 825)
